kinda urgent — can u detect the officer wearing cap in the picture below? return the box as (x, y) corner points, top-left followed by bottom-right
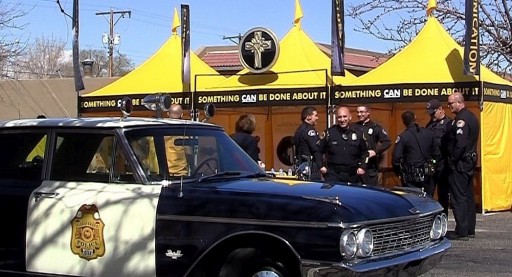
(445, 92), (480, 241)
(426, 99), (453, 217)
(294, 106), (323, 181)
(354, 104), (391, 186)
(318, 106), (368, 183)
(392, 111), (437, 196)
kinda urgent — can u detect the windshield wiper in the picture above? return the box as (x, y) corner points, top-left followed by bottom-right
(243, 172), (268, 178)
(197, 171), (242, 182)
(196, 171), (268, 183)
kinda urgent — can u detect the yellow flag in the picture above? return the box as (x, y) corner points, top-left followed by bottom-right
(294, 0), (303, 26)
(426, 0), (437, 16)
(172, 7), (180, 34)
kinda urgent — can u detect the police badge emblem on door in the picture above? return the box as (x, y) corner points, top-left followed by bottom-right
(70, 204), (106, 260)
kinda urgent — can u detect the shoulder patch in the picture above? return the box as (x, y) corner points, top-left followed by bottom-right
(307, 130), (317, 136)
(368, 128), (373, 135)
(456, 129), (463, 135)
(352, 133), (357, 140)
(456, 120), (465, 128)
(395, 136), (400, 143)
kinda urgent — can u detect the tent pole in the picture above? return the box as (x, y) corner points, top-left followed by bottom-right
(325, 69), (332, 128)
(189, 75), (195, 121)
(478, 70), (485, 214)
(265, 106), (274, 171)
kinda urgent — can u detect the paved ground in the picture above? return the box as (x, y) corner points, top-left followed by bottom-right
(421, 209), (512, 276)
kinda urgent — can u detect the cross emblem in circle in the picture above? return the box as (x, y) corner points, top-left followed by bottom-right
(239, 27), (279, 73)
(244, 31), (272, 69)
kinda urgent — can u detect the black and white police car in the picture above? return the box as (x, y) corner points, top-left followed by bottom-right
(0, 97), (450, 276)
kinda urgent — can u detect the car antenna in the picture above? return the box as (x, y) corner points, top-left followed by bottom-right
(178, 176), (184, 198)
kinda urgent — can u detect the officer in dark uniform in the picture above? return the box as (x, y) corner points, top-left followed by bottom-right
(318, 106), (368, 183)
(425, 99), (453, 217)
(445, 92), (479, 241)
(294, 106), (323, 181)
(392, 111), (437, 196)
(355, 105), (391, 186)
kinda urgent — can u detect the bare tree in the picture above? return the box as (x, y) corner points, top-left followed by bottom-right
(113, 50), (135, 77)
(347, 0), (512, 77)
(0, 0), (28, 78)
(56, 48), (134, 78)
(19, 36), (67, 79)
(78, 49), (108, 77)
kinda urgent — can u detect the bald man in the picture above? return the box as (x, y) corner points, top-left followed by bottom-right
(444, 92), (479, 241)
(165, 104), (188, 176)
(168, 104), (184, 119)
(318, 106), (368, 183)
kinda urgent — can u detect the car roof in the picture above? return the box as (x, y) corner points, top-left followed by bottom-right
(0, 117), (222, 129)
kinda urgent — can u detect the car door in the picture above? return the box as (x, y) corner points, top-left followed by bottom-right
(25, 130), (162, 276)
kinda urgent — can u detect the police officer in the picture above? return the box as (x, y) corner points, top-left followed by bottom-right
(425, 99), (453, 217)
(445, 92), (479, 241)
(294, 106), (323, 181)
(392, 111), (437, 196)
(318, 106), (368, 183)
(355, 104), (391, 186)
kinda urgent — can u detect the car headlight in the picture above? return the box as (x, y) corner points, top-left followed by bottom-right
(356, 228), (373, 257)
(430, 214), (444, 240)
(340, 230), (357, 259)
(440, 213), (448, 237)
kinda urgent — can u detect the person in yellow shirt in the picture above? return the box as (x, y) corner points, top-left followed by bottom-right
(166, 104), (189, 176)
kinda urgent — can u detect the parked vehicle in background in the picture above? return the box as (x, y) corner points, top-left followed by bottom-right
(0, 97), (450, 276)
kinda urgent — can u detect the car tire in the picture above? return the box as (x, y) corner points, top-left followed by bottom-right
(219, 248), (288, 277)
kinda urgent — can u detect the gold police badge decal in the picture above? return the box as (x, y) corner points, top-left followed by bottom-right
(70, 204), (106, 261)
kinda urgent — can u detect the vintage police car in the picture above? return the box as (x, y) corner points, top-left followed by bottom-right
(0, 100), (450, 277)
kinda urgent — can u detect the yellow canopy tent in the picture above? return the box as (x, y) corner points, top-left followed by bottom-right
(340, 17), (509, 87)
(195, 0), (355, 171)
(199, 25), (355, 91)
(198, 0), (354, 93)
(79, 8), (225, 117)
(332, 16), (512, 212)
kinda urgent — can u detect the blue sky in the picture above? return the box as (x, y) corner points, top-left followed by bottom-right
(14, 0), (394, 67)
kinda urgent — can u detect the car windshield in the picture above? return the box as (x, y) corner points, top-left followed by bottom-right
(124, 127), (263, 182)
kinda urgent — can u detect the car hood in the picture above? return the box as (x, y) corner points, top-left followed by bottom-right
(172, 177), (441, 224)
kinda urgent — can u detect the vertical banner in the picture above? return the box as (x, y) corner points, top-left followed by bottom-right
(181, 4), (193, 119)
(463, 0), (480, 76)
(72, 0), (85, 92)
(331, 0), (345, 76)
(181, 4), (191, 89)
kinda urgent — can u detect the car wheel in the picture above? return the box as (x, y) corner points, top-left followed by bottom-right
(249, 265), (285, 277)
(219, 248), (288, 277)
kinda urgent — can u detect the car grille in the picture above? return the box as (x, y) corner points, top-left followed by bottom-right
(369, 214), (434, 256)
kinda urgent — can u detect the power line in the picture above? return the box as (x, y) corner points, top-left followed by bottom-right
(222, 34), (242, 44)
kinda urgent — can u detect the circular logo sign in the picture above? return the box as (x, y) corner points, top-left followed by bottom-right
(238, 27), (279, 73)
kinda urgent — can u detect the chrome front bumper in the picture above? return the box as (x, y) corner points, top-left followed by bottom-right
(302, 238), (451, 277)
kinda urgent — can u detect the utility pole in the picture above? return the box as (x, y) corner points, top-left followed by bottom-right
(96, 9), (131, 77)
(222, 33), (242, 44)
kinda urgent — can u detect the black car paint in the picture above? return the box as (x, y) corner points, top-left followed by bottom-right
(154, 177), (441, 276)
(0, 179), (42, 272)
